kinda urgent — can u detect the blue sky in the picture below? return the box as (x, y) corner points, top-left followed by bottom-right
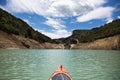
(0, 0), (120, 39)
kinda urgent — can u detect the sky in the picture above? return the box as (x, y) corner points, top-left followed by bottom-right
(0, 0), (120, 39)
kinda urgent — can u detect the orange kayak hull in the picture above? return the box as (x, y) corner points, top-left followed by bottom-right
(49, 65), (72, 80)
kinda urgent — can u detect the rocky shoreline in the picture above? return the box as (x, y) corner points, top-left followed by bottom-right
(70, 35), (120, 50)
(0, 31), (120, 50)
(0, 31), (64, 49)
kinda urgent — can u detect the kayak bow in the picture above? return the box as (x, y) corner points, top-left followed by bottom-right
(49, 65), (72, 80)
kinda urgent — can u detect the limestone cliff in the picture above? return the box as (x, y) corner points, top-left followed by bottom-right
(71, 35), (120, 50)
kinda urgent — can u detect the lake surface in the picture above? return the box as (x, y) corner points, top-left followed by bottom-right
(0, 49), (120, 80)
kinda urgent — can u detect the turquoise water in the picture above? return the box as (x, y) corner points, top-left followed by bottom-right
(0, 49), (120, 80)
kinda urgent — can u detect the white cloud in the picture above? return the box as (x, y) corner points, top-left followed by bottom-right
(36, 29), (71, 39)
(1, 0), (116, 38)
(77, 7), (114, 22)
(4, 0), (106, 17)
(28, 16), (32, 18)
(0, 5), (6, 10)
(118, 16), (120, 19)
(44, 17), (65, 29)
(23, 19), (36, 26)
(23, 19), (30, 24)
(106, 18), (113, 24)
(2, 0), (112, 24)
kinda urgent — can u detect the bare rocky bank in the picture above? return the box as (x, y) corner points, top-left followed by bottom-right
(0, 31), (64, 49)
(0, 31), (120, 50)
(71, 35), (120, 50)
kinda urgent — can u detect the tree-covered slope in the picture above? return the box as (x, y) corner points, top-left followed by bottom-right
(0, 8), (52, 43)
(65, 19), (120, 43)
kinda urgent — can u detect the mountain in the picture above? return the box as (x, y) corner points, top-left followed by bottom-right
(0, 30), (64, 49)
(0, 8), (52, 43)
(70, 35), (120, 50)
(0, 8), (120, 49)
(63, 19), (120, 44)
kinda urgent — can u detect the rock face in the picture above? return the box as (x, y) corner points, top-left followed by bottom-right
(60, 19), (120, 50)
(0, 31), (42, 49)
(64, 19), (120, 43)
(0, 31), (64, 49)
(71, 35), (120, 50)
(0, 30), (120, 50)
(0, 8), (120, 50)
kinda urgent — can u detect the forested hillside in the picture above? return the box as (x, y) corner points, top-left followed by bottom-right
(0, 8), (52, 43)
(64, 19), (120, 43)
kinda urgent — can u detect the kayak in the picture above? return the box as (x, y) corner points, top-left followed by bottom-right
(49, 65), (72, 80)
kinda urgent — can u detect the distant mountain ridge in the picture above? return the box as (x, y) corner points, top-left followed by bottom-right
(0, 8), (52, 43)
(0, 8), (120, 50)
(62, 19), (120, 44)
